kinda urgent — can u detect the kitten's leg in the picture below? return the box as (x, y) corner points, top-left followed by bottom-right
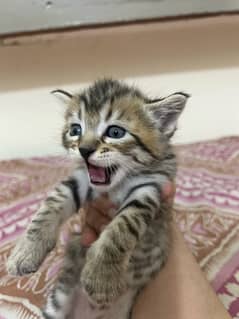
(7, 177), (83, 276)
(42, 233), (87, 319)
(81, 184), (161, 306)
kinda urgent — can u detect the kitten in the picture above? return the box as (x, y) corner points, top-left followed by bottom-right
(7, 79), (188, 319)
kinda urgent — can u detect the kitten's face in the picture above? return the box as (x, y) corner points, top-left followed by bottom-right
(60, 80), (188, 191)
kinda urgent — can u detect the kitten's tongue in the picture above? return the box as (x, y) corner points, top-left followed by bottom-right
(88, 164), (107, 184)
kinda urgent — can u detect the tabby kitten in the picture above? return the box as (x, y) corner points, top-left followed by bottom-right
(7, 79), (188, 319)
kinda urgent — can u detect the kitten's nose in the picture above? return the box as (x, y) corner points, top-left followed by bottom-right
(79, 147), (95, 161)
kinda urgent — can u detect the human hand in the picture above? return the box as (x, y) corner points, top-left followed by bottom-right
(81, 181), (175, 247)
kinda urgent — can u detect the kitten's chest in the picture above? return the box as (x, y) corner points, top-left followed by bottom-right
(90, 185), (132, 216)
(91, 191), (123, 216)
(91, 175), (160, 213)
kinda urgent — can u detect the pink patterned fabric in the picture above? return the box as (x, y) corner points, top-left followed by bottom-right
(0, 137), (239, 318)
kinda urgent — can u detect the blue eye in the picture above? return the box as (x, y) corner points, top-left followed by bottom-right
(106, 126), (126, 139)
(70, 124), (82, 136)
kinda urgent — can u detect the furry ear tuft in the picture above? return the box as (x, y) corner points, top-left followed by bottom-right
(145, 92), (189, 138)
(51, 89), (73, 103)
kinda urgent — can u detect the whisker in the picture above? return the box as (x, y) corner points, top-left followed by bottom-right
(117, 157), (138, 173)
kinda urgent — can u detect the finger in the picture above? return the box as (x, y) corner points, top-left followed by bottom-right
(161, 181), (176, 201)
(81, 225), (98, 247)
(79, 208), (86, 228)
(90, 196), (117, 216)
(86, 208), (111, 234)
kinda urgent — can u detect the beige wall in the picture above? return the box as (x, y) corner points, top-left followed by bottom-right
(1, 16), (239, 159)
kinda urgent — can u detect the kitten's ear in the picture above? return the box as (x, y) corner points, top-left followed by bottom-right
(51, 89), (73, 104)
(145, 92), (189, 138)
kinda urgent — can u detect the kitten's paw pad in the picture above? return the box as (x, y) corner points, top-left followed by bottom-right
(81, 262), (127, 306)
(6, 238), (50, 276)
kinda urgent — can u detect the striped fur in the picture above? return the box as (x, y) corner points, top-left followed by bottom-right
(7, 79), (188, 319)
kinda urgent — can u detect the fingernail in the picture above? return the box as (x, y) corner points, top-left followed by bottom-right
(108, 208), (116, 217)
(100, 224), (107, 232)
(81, 238), (91, 247)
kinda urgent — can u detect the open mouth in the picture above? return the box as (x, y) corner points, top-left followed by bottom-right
(87, 162), (118, 185)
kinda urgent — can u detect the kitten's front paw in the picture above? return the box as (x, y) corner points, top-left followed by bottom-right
(7, 237), (53, 276)
(81, 248), (127, 306)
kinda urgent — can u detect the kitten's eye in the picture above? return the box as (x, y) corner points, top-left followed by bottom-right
(69, 124), (82, 136)
(106, 126), (126, 139)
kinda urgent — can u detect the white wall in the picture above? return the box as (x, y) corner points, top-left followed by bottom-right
(1, 16), (239, 160)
